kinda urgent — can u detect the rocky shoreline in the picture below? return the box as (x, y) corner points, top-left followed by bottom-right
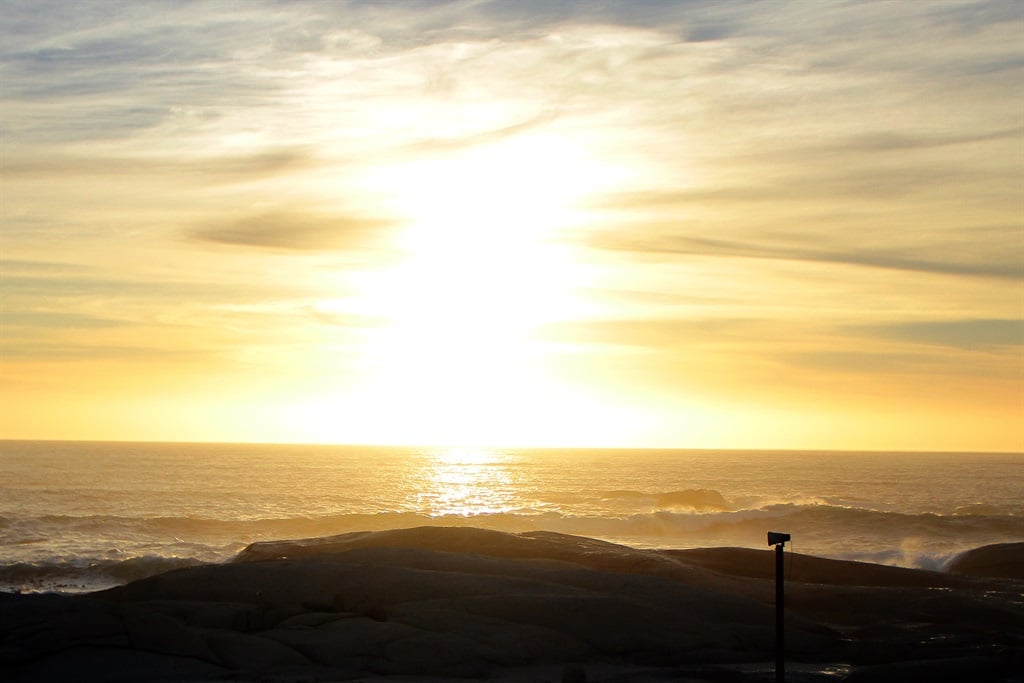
(2, 527), (1021, 682)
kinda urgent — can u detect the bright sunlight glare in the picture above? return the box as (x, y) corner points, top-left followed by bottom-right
(322, 133), (627, 446)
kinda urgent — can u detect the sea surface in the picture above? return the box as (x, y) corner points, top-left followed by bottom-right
(1, 440), (1021, 593)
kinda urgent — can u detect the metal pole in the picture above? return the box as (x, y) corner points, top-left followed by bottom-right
(775, 541), (785, 683)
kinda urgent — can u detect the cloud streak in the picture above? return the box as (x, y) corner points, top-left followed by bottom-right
(851, 319), (1024, 350)
(190, 211), (399, 251)
(0, 149), (314, 182)
(588, 231), (1022, 281)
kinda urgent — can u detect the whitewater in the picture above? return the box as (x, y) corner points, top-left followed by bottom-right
(1, 440), (1021, 593)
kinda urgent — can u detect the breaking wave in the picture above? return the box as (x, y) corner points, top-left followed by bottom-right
(3, 501), (1022, 593)
(0, 555), (206, 594)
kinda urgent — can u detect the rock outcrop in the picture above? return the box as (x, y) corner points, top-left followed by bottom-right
(945, 542), (1024, 580)
(2, 527), (1021, 682)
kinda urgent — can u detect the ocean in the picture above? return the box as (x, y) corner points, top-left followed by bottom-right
(1, 440), (1021, 593)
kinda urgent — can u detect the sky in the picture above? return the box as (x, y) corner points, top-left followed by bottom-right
(1, 0), (1022, 451)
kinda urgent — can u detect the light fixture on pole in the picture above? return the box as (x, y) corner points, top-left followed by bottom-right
(768, 531), (791, 683)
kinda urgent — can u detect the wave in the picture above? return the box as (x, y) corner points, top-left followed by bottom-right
(3, 518), (1020, 595)
(6, 505), (1024, 547)
(8, 492), (1021, 538)
(599, 488), (731, 511)
(3, 503), (1022, 593)
(952, 503), (1019, 516)
(0, 555), (206, 593)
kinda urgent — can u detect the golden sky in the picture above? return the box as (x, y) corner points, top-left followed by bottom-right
(2, 0), (1022, 451)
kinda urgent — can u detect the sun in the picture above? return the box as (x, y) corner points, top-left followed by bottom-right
(341, 132), (617, 446)
(277, 131), (652, 447)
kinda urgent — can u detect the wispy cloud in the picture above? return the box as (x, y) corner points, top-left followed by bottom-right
(816, 127), (1020, 154)
(0, 342), (216, 362)
(588, 230), (1022, 281)
(539, 316), (769, 349)
(405, 110), (561, 154)
(1, 149), (313, 181)
(851, 319), (1024, 350)
(190, 211), (399, 251)
(1, 310), (127, 330)
(0, 271), (310, 302)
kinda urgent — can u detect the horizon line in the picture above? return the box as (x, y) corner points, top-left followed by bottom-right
(1, 436), (1019, 456)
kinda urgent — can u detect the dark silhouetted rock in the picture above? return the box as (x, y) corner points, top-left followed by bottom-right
(945, 542), (1024, 580)
(2, 527), (1021, 682)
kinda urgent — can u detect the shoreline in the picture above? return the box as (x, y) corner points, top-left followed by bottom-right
(5, 513), (1020, 596)
(0, 540), (1004, 598)
(3, 527), (1022, 682)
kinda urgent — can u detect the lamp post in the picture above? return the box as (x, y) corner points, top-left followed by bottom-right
(767, 531), (790, 683)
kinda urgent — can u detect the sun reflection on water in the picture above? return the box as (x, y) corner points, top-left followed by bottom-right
(417, 448), (523, 517)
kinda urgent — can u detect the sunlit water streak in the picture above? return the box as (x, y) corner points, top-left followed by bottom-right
(1, 441), (1021, 592)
